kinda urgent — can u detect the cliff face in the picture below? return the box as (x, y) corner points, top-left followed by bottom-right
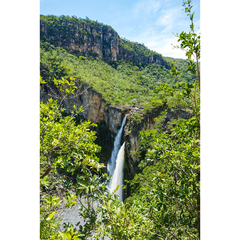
(40, 82), (129, 134)
(41, 81), (192, 176)
(124, 107), (193, 176)
(40, 81), (130, 169)
(40, 16), (170, 68)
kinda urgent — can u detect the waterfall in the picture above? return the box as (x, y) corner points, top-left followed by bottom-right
(107, 114), (127, 202)
(107, 115), (127, 175)
(109, 143), (125, 202)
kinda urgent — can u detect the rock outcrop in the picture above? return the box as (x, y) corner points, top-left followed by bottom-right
(40, 81), (129, 134)
(40, 81), (130, 169)
(124, 107), (193, 176)
(40, 16), (171, 68)
(41, 81), (192, 175)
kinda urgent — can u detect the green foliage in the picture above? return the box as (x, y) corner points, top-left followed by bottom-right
(174, 0), (201, 88)
(124, 1), (201, 238)
(40, 41), (195, 109)
(119, 38), (159, 61)
(129, 112), (144, 126)
(39, 1), (200, 238)
(128, 108), (200, 238)
(57, 225), (82, 240)
(40, 78), (104, 239)
(40, 14), (197, 110)
(40, 98), (102, 179)
(163, 57), (196, 83)
(40, 209), (61, 239)
(40, 14), (115, 48)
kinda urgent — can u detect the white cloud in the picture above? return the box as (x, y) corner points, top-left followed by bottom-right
(152, 37), (187, 59)
(133, 0), (162, 16)
(131, 28), (187, 59)
(155, 8), (179, 27)
(122, 0), (200, 59)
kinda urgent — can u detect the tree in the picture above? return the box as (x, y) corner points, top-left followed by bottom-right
(40, 77), (104, 180)
(39, 77), (155, 239)
(125, 0), (200, 238)
(40, 77), (105, 239)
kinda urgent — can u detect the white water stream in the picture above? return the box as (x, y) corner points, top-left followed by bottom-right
(56, 115), (127, 239)
(107, 115), (127, 202)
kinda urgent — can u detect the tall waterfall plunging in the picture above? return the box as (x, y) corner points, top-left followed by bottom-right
(107, 115), (127, 176)
(108, 142), (125, 202)
(107, 115), (127, 202)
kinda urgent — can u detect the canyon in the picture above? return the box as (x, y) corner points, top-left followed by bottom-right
(40, 81), (192, 179)
(40, 15), (194, 197)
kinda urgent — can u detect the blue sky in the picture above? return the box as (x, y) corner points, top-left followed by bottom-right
(40, 0), (200, 59)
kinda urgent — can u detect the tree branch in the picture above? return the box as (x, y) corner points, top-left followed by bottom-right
(40, 155), (51, 179)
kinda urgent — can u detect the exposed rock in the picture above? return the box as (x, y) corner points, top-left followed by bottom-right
(40, 18), (171, 68)
(124, 106), (193, 176)
(41, 81), (192, 177)
(40, 81), (130, 169)
(40, 82), (126, 134)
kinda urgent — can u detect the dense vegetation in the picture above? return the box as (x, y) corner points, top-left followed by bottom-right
(40, 12), (196, 110)
(40, 14), (115, 57)
(40, 14), (169, 67)
(40, 14), (115, 40)
(40, 41), (195, 109)
(40, 0), (200, 239)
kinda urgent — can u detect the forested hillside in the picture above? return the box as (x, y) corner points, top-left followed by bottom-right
(40, 18), (195, 109)
(40, 1), (200, 239)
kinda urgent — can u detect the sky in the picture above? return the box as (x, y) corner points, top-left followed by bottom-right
(40, 0), (200, 59)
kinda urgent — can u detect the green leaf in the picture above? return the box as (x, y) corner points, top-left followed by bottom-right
(113, 185), (120, 194)
(47, 211), (56, 220)
(160, 192), (163, 201)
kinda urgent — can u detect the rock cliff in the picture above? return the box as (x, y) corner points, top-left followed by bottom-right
(41, 81), (192, 177)
(40, 81), (129, 134)
(40, 15), (171, 68)
(124, 107), (193, 176)
(40, 81), (130, 169)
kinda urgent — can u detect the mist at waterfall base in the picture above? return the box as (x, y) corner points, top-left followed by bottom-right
(107, 115), (127, 202)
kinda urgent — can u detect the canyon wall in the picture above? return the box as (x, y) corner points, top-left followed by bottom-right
(40, 17), (171, 68)
(40, 81), (130, 169)
(123, 107), (193, 176)
(40, 82), (129, 134)
(41, 81), (192, 176)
